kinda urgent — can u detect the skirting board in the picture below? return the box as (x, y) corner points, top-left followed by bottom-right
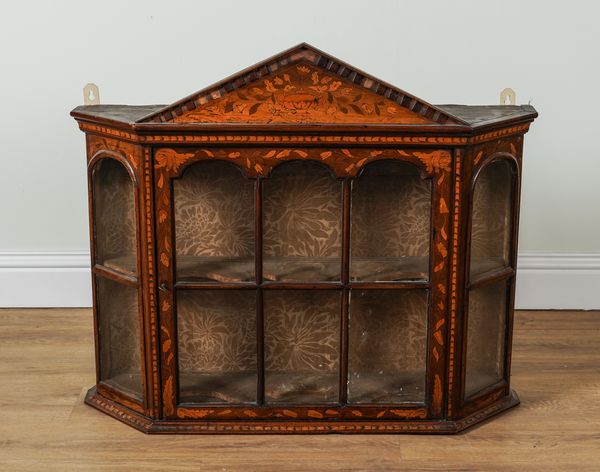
(0, 251), (599, 309)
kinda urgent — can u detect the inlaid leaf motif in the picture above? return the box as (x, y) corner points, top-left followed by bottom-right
(172, 63), (431, 125)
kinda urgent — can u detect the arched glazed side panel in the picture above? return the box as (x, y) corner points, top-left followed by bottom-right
(89, 155), (143, 401)
(469, 158), (516, 277)
(464, 155), (519, 400)
(91, 156), (138, 274)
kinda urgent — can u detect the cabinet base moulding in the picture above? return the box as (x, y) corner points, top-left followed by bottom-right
(84, 387), (520, 434)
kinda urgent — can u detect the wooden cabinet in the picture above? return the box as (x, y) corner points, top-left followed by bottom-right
(72, 43), (537, 433)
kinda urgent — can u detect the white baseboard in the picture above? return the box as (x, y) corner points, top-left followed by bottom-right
(0, 252), (92, 308)
(0, 251), (599, 309)
(515, 252), (600, 310)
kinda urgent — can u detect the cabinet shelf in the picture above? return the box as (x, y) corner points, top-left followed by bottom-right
(93, 263), (138, 286)
(171, 255), (429, 284)
(179, 371), (338, 404)
(102, 254), (136, 276)
(348, 371), (425, 404)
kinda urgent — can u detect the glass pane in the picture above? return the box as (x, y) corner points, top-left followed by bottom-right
(348, 290), (428, 403)
(177, 290), (256, 403)
(351, 161), (430, 282)
(470, 159), (514, 277)
(97, 277), (142, 398)
(92, 159), (137, 275)
(263, 162), (342, 282)
(264, 290), (340, 403)
(465, 280), (508, 398)
(174, 162), (255, 282)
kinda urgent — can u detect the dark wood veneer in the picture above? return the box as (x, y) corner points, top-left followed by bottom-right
(72, 43), (536, 433)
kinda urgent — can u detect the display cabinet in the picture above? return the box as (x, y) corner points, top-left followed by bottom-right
(71, 43), (537, 433)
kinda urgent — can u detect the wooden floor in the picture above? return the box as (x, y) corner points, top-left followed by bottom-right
(1, 309), (599, 471)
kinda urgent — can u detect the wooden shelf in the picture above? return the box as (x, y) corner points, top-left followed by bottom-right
(177, 255), (255, 283)
(100, 254), (137, 277)
(348, 371), (425, 404)
(180, 372), (257, 404)
(470, 257), (509, 278)
(179, 371), (338, 404)
(171, 255), (429, 284)
(351, 256), (428, 282)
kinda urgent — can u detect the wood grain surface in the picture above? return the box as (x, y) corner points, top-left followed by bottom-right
(0, 308), (598, 471)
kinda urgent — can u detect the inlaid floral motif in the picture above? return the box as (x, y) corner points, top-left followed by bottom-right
(173, 63), (431, 124)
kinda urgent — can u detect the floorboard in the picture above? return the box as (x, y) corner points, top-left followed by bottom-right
(0, 308), (599, 471)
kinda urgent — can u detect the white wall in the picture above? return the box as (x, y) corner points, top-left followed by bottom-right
(0, 0), (599, 307)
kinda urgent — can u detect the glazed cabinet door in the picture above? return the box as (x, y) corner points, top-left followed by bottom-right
(154, 147), (452, 421)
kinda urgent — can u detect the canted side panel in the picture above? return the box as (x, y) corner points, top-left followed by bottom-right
(85, 135), (149, 414)
(457, 135), (524, 417)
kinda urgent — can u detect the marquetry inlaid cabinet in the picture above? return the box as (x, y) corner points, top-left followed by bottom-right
(71, 44), (537, 433)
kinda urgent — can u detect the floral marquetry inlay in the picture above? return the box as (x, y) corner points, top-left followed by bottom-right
(173, 63), (433, 125)
(154, 147), (451, 178)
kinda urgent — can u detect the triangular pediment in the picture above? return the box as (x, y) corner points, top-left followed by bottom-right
(139, 44), (465, 125)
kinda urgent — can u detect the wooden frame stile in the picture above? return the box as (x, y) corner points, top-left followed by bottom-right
(72, 43), (537, 433)
(445, 146), (465, 420)
(86, 135), (148, 416)
(141, 145), (161, 419)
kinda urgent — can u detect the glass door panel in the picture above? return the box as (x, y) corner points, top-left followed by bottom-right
(97, 277), (142, 398)
(465, 280), (508, 398)
(177, 290), (257, 403)
(263, 162), (342, 282)
(351, 161), (431, 282)
(348, 290), (428, 403)
(264, 290), (340, 403)
(174, 162), (255, 283)
(92, 158), (137, 275)
(470, 159), (514, 277)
